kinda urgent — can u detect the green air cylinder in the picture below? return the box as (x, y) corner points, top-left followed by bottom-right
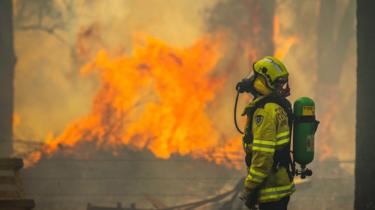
(293, 97), (319, 167)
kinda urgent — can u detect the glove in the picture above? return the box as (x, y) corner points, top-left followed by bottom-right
(239, 187), (258, 210)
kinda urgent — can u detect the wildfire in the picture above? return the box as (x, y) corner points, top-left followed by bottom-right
(25, 34), (244, 168)
(273, 16), (298, 59)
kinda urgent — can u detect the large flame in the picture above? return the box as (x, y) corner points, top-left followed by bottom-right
(26, 34), (244, 168)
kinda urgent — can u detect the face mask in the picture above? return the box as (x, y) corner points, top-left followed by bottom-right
(273, 78), (291, 97)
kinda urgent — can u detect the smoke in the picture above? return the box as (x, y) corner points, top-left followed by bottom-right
(273, 2), (356, 209)
(203, 0), (277, 141)
(271, 0), (356, 167)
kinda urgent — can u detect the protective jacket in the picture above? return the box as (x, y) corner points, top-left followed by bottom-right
(242, 94), (295, 203)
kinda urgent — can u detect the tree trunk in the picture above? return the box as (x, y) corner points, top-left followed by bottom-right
(0, 0), (16, 157)
(355, 0), (375, 209)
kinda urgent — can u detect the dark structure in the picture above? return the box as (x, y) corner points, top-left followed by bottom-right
(0, 158), (35, 210)
(0, 0), (16, 157)
(355, 0), (375, 209)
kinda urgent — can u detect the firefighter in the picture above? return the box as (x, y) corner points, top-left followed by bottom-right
(237, 56), (295, 210)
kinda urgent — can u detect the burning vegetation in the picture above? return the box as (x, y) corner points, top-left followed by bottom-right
(25, 35), (244, 169)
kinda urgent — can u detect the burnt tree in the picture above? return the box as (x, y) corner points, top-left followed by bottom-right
(355, 0), (375, 209)
(0, 0), (16, 157)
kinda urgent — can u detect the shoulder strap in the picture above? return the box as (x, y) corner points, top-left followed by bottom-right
(245, 94), (293, 122)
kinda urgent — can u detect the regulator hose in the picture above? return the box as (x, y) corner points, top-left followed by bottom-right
(234, 90), (244, 134)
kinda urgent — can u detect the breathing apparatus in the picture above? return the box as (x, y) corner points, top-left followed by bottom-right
(234, 74), (257, 134)
(234, 56), (319, 179)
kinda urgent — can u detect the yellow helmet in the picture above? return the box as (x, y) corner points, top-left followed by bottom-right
(253, 56), (289, 90)
(250, 56), (290, 96)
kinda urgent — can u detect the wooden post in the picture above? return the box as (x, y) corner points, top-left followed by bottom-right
(355, 0), (375, 209)
(0, 0), (16, 157)
(0, 158), (35, 209)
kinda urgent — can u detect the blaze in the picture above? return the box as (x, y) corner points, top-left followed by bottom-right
(273, 16), (298, 59)
(26, 34), (244, 168)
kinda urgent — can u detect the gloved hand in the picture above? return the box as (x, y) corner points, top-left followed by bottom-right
(239, 187), (258, 210)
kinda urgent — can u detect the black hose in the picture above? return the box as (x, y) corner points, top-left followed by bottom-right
(234, 90), (244, 134)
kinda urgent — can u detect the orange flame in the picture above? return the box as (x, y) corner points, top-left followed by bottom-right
(26, 34), (244, 168)
(273, 16), (298, 59)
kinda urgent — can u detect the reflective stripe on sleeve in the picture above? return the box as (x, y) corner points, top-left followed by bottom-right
(249, 167), (267, 178)
(276, 131), (289, 139)
(259, 183), (296, 202)
(276, 138), (289, 145)
(253, 139), (276, 146)
(248, 167), (267, 183)
(252, 145), (275, 153)
(276, 131), (290, 145)
(248, 174), (263, 183)
(252, 139), (275, 153)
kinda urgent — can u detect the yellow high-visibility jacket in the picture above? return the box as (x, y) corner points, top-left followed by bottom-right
(242, 96), (295, 203)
